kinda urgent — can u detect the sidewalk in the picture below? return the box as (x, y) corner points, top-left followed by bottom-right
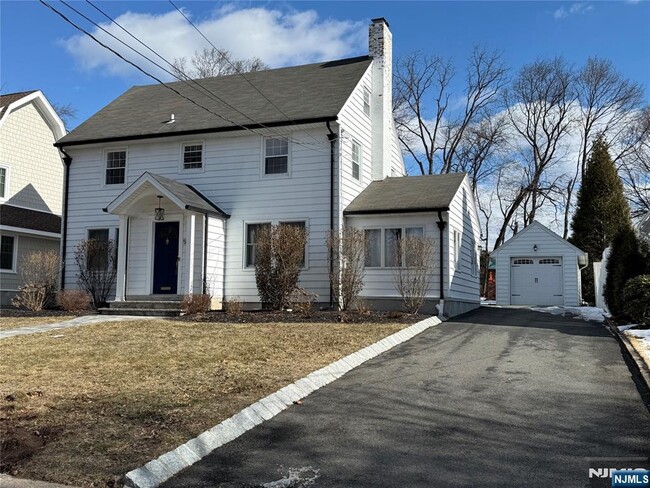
(0, 315), (154, 340)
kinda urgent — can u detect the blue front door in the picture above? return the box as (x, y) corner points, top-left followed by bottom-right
(153, 221), (179, 294)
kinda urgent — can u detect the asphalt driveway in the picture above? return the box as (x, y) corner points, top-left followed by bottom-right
(163, 307), (650, 487)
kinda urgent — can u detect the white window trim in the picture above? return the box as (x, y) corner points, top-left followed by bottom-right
(102, 147), (128, 188)
(351, 139), (362, 182)
(179, 140), (206, 173)
(363, 226), (426, 269)
(261, 136), (292, 179)
(0, 233), (18, 273)
(0, 164), (9, 202)
(243, 219), (309, 270)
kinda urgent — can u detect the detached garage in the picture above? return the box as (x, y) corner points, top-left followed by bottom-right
(491, 221), (589, 307)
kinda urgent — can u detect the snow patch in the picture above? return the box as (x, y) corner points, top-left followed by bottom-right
(262, 467), (320, 488)
(617, 324), (639, 332)
(531, 306), (609, 323)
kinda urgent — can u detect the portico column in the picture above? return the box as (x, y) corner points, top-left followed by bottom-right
(185, 213), (196, 294)
(115, 215), (128, 301)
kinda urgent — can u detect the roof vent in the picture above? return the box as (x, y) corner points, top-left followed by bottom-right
(166, 114), (175, 124)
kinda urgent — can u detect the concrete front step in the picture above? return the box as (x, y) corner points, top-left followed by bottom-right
(109, 300), (182, 310)
(98, 307), (182, 317)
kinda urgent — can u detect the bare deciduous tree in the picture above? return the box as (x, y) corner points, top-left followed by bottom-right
(74, 238), (117, 309)
(255, 224), (308, 310)
(11, 250), (60, 311)
(393, 46), (507, 178)
(392, 235), (436, 313)
(327, 228), (366, 311)
(51, 102), (77, 129)
(172, 47), (268, 79)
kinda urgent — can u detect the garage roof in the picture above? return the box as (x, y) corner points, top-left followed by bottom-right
(491, 221), (587, 259)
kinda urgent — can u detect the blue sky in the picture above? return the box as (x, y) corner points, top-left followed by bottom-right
(1, 1), (649, 129)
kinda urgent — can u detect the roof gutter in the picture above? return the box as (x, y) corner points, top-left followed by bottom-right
(54, 116), (339, 149)
(344, 206), (450, 216)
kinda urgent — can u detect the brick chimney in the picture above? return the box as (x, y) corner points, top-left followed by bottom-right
(369, 17), (393, 181)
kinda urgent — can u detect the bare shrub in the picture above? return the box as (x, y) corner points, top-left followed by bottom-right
(11, 250), (60, 311)
(255, 224), (308, 310)
(392, 235), (436, 313)
(181, 294), (212, 314)
(223, 296), (244, 316)
(57, 289), (91, 312)
(353, 299), (371, 315)
(289, 287), (319, 317)
(74, 239), (118, 309)
(327, 228), (366, 311)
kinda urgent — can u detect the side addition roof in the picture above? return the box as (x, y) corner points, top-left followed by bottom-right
(344, 173), (467, 215)
(56, 56), (373, 147)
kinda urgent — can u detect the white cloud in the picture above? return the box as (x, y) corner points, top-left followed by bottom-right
(553, 2), (594, 20)
(61, 5), (366, 79)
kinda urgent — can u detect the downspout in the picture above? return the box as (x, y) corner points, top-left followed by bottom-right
(436, 210), (447, 302)
(60, 148), (72, 290)
(203, 215), (209, 294)
(326, 121), (337, 308)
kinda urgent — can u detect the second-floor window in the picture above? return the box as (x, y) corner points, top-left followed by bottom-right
(0, 166), (7, 199)
(105, 150), (126, 185)
(351, 141), (361, 180)
(264, 137), (289, 175)
(183, 143), (203, 170)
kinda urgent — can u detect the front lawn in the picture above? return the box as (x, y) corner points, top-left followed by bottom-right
(0, 316), (74, 331)
(0, 318), (411, 486)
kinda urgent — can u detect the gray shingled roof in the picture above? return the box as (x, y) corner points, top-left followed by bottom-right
(0, 204), (61, 234)
(57, 56), (372, 147)
(0, 91), (37, 119)
(344, 173), (467, 215)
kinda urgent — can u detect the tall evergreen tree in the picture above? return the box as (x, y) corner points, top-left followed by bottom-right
(570, 136), (632, 303)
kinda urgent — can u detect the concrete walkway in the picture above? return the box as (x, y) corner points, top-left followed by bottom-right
(0, 315), (154, 339)
(163, 307), (650, 488)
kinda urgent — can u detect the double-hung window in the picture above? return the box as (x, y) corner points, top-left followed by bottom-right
(365, 226), (425, 268)
(351, 141), (361, 181)
(105, 150), (126, 185)
(182, 143), (203, 170)
(87, 228), (110, 270)
(264, 137), (289, 175)
(245, 221), (307, 268)
(0, 235), (15, 271)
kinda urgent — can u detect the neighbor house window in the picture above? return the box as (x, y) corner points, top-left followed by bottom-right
(365, 227), (425, 268)
(0, 167), (7, 199)
(264, 137), (289, 175)
(182, 143), (203, 170)
(363, 87), (371, 117)
(87, 228), (110, 270)
(351, 141), (361, 181)
(245, 223), (271, 267)
(105, 150), (126, 185)
(0, 235), (15, 271)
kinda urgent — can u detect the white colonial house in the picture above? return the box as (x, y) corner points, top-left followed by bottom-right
(56, 19), (481, 317)
(0, 90), (66, 306)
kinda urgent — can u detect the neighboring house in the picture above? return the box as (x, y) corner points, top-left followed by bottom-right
(55, 18), (481, 316)
(0, 90), (66, 306)
(491, 221), (589, 307)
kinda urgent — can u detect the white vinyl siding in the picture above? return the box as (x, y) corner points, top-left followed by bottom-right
(64, 127), (331, 303)
(205, 216), (225, 302)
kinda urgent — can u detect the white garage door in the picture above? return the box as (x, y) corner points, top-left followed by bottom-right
(510, 257), (563, 306)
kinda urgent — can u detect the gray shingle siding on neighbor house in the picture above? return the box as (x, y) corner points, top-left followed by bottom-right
(344, 173), (466, 215)
(56, 57), (372, 147)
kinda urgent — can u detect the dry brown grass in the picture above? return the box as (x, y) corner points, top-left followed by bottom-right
(0, 316), (74, 331)
(0, 319), (408, 487)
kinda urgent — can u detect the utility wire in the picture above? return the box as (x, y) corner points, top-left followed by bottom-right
(167, 0), (327, 148)
(42, 0), (329, 153)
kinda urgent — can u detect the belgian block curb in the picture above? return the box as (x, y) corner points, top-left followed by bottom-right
(123, 315), (443, 488)
(606, 322), (650, 404)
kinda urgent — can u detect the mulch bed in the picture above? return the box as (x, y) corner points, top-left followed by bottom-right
(176, 309), (431, 324)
